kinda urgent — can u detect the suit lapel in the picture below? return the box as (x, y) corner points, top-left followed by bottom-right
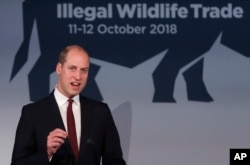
(47, 92), (72, 154)
(47, 92), (65, 130)
(78, 96), (92, 156)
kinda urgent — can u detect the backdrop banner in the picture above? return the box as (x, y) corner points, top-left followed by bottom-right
(1, 1), (250, 164)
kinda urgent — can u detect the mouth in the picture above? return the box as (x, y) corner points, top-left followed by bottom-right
(71, 82), (81, 87)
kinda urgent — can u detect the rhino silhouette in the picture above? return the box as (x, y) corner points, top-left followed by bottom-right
(10, 0), (250, 102)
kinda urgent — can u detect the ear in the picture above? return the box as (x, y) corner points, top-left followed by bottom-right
(56, 63), (62, 74)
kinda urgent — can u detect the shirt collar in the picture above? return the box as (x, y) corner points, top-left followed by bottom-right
(54, 86), (80, 106)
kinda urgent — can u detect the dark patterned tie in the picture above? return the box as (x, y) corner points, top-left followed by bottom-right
(67, 99), (78, 160)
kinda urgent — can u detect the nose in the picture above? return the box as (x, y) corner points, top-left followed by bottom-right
(73, 70), (81, 80)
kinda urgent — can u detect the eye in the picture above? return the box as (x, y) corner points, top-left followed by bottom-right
(69, 66), (76, 71)
(81, 68), (88, 73)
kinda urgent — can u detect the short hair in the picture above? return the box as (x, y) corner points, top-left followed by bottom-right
(58, 45), (88, 65)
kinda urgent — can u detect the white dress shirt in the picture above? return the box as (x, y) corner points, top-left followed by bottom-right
(54, 87), (81, 149)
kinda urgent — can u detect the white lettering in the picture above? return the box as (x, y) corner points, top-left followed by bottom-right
(57, 3), (112, 21)
(190, 3), (244, 19)
(117, 3), (188, 19)
(190, 4), (203, 18)
(116, 4), (137, 18)
(97, 24), (146, 34)
(234, 153), (247, 160)
(73, 7), (84, 19)
(57, 3), (244, 20)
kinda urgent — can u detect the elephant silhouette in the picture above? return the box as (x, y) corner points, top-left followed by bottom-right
(10, 0), (250, 102)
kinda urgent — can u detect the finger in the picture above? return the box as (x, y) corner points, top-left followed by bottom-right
(50, 128), (67, 135)
(54, 128), (67, 134)
(48, 140), (62, 149)
(47, 136), (66, 147)
(49, 129), (67, 139)
(52, 137), (65, 144)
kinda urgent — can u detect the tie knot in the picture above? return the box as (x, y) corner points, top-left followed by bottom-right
(67, 99), (74, 108)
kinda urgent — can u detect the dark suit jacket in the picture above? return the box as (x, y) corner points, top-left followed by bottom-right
(11, 92), (126, 165)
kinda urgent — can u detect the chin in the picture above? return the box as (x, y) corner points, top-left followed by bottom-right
(70, 91), (81, 96)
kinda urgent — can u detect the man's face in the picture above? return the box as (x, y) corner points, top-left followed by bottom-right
(56, 48), (90, 98)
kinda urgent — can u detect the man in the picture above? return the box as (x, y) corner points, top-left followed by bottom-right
(11, 45), (126, 165)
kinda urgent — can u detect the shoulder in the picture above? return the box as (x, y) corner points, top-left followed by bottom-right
(79, 95), (112, 116)
(22, 94), (53, 112)
(79, 96), (115, 125)
(80, 95), (108, 107)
